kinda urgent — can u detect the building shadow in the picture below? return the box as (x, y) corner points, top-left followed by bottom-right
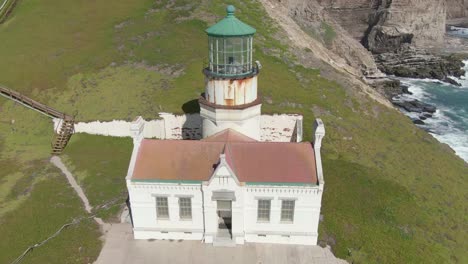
(181, 99), (202, 140)
(126, 196), (134, 227)
(182, 99), (200, 114)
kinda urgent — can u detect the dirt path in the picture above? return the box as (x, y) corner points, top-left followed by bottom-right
(50, 156), (104, 225)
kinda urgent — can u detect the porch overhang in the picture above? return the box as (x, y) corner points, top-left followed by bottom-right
(211, 190), (236, 201)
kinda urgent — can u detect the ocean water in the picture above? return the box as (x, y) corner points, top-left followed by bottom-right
(448, 26), (468, 39)
(396, 61), (468, 162)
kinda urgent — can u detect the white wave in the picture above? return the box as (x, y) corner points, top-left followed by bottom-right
(430, 132), (468, 162)
(448, 60), (468, 88)
(448, 26), (468, 38)
(394, 58), (468, 163)
(398, 80), (432, 101)
(417, 106), (468, 162)
(423, 109), (455, 131)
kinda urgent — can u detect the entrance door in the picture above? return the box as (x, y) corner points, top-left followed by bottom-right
(216, 200), (232, 238)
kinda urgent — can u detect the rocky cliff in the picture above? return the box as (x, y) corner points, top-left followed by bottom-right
(316, 0), (447, 53)
(315, 0), (377, 41)
(368, 0), (446, 53)
(269, 0), (382, 77)
(310, 0), (466, 85)
(447, 0), (468, 18)
(260, 0), (391, 108)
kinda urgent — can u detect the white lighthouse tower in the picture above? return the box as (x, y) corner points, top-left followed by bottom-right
(199, 5), (262, 140)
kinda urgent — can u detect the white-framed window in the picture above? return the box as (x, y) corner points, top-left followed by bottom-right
(257, 199), (271, 222)
(156, 197), (169, 219)
(179, 197), (192, 220)
(280, 200), (295, 222)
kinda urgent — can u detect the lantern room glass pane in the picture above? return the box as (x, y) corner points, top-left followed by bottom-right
(208, 35), (253, 76)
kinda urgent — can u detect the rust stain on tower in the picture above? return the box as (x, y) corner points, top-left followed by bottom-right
(205, 77), (257, 106)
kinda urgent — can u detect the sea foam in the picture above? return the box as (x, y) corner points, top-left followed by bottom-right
(395, 60), (468, 163)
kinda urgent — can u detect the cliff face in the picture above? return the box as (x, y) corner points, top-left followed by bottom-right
(316, 0), (447, 53)
(446, 0), (468, 18)
(315, 0), (377, 40)
(273, 0), (382, 77)
(368, 0), (446, 53)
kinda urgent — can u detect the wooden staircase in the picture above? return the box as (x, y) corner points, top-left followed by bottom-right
(51, 116), (75, 155)
(0, 85), (75, 155)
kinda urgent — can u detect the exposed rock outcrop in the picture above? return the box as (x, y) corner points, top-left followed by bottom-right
(317, 0), (468, 44)
(259, 0), (392, 108)
(261, 0), (466, 103)
(374, 46), (465, 81)
(315, 0), (447, 51)
(366, 25), (414, 54)
(314, 0), (378, 41)
(365, 0), (446, 53)
(391, 96), (438, 127)
(366, 78), (402, 100)
(446, 0), (468, 18)
(310, 1), (466, 83)
(284, 0), (382, 77)
(392, 99), (437, 114)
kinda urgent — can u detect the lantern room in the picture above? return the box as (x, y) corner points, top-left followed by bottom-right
(205, 5), (256, 77)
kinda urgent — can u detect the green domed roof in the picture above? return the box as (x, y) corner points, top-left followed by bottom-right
(205, 5), (256, 37)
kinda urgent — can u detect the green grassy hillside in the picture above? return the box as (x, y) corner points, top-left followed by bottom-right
(0, 0), (467, 263)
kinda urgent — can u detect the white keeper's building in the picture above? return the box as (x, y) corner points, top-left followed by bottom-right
(125, 5), (326, 246)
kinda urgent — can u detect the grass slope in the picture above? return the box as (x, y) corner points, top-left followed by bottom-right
(62, 134), (133, 221)
(0, 164), (101, 264)
(0, 0), (467, 263)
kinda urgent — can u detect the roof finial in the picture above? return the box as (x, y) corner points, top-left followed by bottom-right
(226, 5), (235, 17)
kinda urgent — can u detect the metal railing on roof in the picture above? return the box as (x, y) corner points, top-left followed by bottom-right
(203, 61), (260, 79)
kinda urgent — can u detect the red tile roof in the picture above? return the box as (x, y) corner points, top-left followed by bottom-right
(202, 129), (256, 142)
(225, 143), (317, 184)
(131, 130), (317, 185)
(132, 140), (225, 182)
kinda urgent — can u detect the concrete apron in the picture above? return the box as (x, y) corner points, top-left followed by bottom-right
(94, 223), (348, 264)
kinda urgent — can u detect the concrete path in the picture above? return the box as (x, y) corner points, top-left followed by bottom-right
(95, 223), (347, 264)
(50, 156), (104, 225)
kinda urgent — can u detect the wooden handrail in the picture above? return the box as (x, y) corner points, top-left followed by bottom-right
(0, 85), (72, 119)
(0, 85), (75, 154)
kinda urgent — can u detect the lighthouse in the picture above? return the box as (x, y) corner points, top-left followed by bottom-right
(199, 5), (262, 140)
(126, 5), (326, 247)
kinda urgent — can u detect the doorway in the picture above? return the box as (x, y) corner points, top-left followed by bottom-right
(216, 200), (232, 239)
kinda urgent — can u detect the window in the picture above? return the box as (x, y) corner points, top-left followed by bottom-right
(156, 197), (169, 219)
(257, 199), (271, 222)
(179, 197), (192, 220)
(281, 200), (295, 222)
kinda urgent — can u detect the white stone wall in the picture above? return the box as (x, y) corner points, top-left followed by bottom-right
(127, 180), (322, 245)
(127, 182), (205, 241)
(54, 113), (302, 142)
(260, 114), (302, 142)
(242, 186), (322, 245)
